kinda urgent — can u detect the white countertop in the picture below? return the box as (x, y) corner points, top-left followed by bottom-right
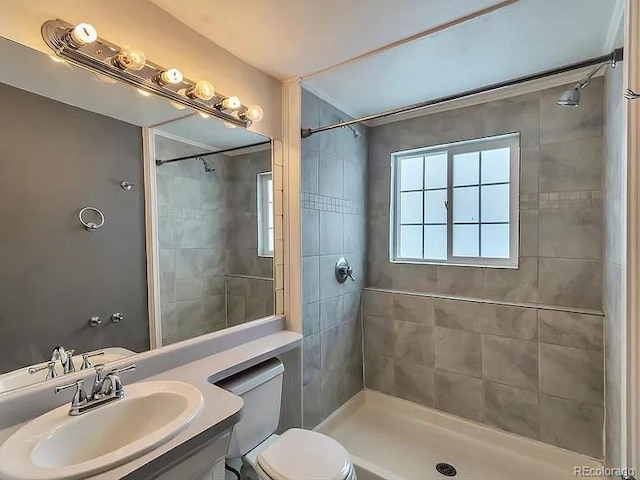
(0, 329), (302, 479)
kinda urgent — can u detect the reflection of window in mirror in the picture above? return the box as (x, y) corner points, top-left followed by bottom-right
(257, 172), (274, 257)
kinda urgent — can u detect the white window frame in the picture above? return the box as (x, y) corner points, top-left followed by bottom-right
(257, 171), (274, 258)
(390, 133), (520, 268)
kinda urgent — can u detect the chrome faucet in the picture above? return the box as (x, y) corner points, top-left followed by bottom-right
(55, 363), (136, 416)
(51, 346), (76, 374)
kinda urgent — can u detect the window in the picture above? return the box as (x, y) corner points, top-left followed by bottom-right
(257, 172), (274, 257)
(390, 133), (519, 267)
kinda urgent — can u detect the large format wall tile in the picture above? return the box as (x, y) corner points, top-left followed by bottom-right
(393, 293), (434, 324)
(395, 362), (435, 407)
(538, 258), (602, 310)
(434, 299), (482, 332)
(480, 304), (537, 341)
(394, 321), (434, 367)
(483, 335), (538, 391)
(540, 395), (603, 457)
(538, 310), (603, 351)
(434, 327), (482, 377)
(484, 381), (539, 439)
(539, 208), (602, 259)
(539, 136), (603, 192)
(364, 315), (394, 357)
(484, 257), (538, 303)
(435, 370), (483, 422)
(539, 343), (604, 406)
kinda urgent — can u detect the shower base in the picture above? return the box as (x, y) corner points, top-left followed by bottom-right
(315, 390), (603, 480)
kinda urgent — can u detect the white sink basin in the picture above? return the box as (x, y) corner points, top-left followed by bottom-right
(0, 381), (203, 480)
(0, 348), (135, 394)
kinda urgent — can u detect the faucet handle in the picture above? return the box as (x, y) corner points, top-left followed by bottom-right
(28, 361), (58, 379)
(111, 364), (136, 375)
(55, 379), (88, 414)
(80, 350), (105, 370)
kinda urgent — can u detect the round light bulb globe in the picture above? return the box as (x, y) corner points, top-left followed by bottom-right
(70, 23), (98, 46)
(115, 47), (146, 71)
(222, 96), (241, 110)
(160, 68), (183, 85)
(191, 80), (215, 101)
(245, 105), (264, 122)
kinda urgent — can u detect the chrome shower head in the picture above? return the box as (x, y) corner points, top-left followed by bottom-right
(199, 157), (215, 173)
(557, 88), (581, 107)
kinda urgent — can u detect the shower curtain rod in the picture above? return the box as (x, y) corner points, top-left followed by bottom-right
(301, 48), (624, 138)
(156, 140), (272, 165)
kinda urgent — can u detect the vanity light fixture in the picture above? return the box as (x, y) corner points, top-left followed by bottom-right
(42, 19), (263, 128)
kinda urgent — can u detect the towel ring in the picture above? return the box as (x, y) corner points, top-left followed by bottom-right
(79, 207), (105, 232)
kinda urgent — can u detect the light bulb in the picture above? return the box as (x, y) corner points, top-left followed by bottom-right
(199, 112), (210, 119)
(113, 47), (146, 71)
(137, 88), (152, 97)
(158, 68), (183, 85)
(245, 104), (264, 122)
(221, 96), (241, 110)
(187, 80), (215, 101)
(69, 23), (98, 46)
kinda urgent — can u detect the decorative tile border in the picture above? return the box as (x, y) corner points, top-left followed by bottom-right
(301, 192), (361, 214)
(520, 191), (602, 210)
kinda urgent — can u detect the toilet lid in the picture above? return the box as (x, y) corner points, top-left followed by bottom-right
(258, 429), (352, 480)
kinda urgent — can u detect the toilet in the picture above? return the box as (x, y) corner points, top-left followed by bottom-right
(217, 358), (356, 480)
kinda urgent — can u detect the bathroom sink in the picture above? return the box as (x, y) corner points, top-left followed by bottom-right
(0, 381), (203, 480)
(0, 348), (135, 394)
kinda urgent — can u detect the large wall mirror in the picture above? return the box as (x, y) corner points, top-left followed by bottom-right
(0, 35), (274, 394)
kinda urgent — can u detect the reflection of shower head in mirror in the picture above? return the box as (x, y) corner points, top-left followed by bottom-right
(199, 157), (216, 174)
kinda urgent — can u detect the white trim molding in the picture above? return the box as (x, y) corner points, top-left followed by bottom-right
(282, 78), (302, 334)
(626, 0), (640, 472)
(142, 127), (162, 349)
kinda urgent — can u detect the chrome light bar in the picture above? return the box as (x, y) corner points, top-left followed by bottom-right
(41, 19), (259, 128)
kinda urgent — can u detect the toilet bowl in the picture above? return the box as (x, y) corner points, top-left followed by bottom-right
(216, 359), (356, 480)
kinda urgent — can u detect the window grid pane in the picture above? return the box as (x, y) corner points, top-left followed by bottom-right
(393, 135), (517, 265)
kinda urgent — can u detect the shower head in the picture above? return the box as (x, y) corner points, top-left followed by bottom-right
(199, 157), (215, 173)
(339, 119), (362, 138)
(557, 88), (581, 107)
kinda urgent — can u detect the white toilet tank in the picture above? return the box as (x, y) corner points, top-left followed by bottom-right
(216, 358), (284, 458)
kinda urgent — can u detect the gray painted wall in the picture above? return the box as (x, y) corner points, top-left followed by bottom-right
(604, 50), (626, 468)
(364, 79), (605, 457)
(156, 137), (273, 345)
(0, 83), (149, 373)
(301, 88), (367, 428)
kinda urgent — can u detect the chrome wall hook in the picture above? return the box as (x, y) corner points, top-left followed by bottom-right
(625, 88), (640, 100)
(120, 181), (135, 191)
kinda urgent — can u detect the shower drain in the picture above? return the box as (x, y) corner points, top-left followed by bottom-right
(435, 463), (457, 477)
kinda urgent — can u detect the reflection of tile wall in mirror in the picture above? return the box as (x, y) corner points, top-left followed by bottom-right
(0, 34), (274, 394)
(153, 124), (273, 346)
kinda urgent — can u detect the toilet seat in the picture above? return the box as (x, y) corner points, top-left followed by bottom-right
(250, 429), (353, 480)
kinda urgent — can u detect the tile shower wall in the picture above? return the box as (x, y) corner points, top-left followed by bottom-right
(225, 150), (274, 327)
(156, 137), (227, 344)
(603, 30), (626, 470)
(157, 140), (275, 345)
(301, 89), (367, 428)
(365, 79), (605, 457)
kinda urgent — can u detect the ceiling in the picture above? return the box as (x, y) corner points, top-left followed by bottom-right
(151, 0), (621, 118)
(0, 36), (268, 149)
